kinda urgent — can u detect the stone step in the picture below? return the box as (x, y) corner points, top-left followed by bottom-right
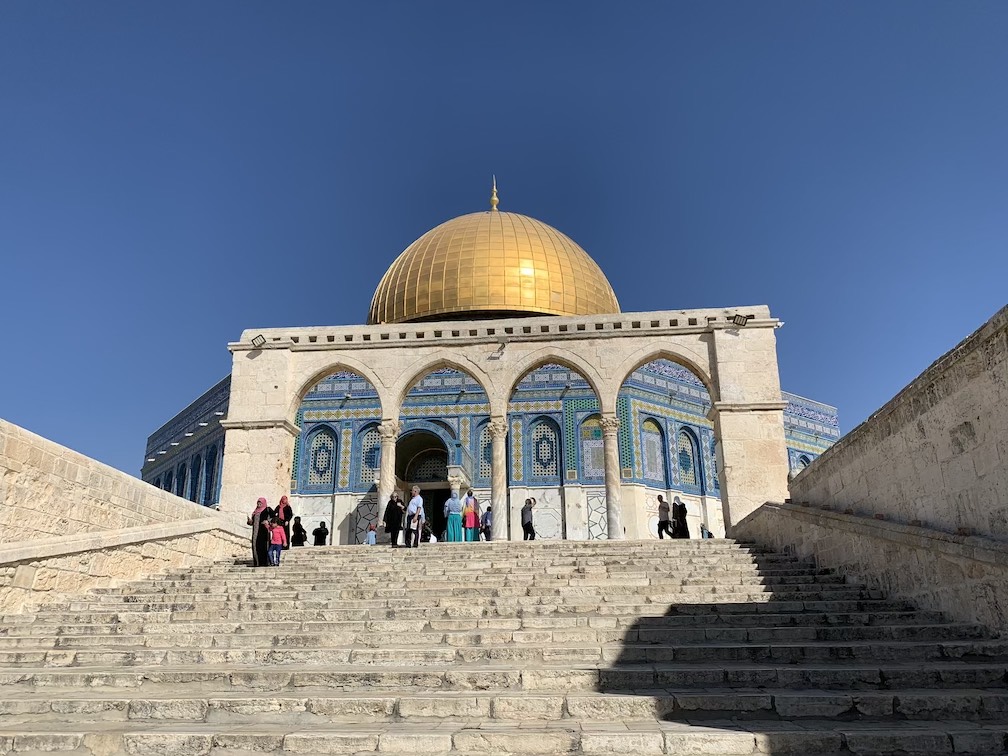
(1, 598), (926, 625)
(0, 609), (953, 638)
(3, 661), (1005, 693)
(0, 719), (1004, 754)
(1, 638), (1006, 667)
(0, 622), (985, 650)
(2, 687), (1008, 725)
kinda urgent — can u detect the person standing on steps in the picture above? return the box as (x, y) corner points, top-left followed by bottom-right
(462, 489), (480, 542)
(481, 505), (493, 541)
(383, 492), (405, 548)
(276, 495), (293, 550)
(312, 520), (329, 546)
(291, 516), (308, 547)
(406, 486), (425, 548)
(266, 516), (287, 565)
(248, 497), (272, 567)
(656, 495), (672, 539)
(444, 490), (464, 542)
(521, 498), (536, 541)
(671, 496), (690, 539)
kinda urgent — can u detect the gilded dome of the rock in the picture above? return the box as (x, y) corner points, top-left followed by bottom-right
(368, 208), (621, 324)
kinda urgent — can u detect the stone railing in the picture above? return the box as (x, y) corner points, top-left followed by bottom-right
(0, 418), (248, 613)
(790, 304), (1007, 541)
(735, 502), (1008, 632)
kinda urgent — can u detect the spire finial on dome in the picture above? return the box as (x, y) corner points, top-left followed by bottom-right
(490, 175), (499, 211)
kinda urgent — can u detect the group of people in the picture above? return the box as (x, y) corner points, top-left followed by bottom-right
(248, 495), (330, 567)
(381, 486), (493, 547)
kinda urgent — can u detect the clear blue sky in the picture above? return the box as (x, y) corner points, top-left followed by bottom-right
(2, 2), (1005, 475)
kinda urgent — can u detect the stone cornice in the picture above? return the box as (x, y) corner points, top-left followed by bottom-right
(229, 306), (780, 353)
(711, 401), (788, 415)
(219, 418), (301, 436)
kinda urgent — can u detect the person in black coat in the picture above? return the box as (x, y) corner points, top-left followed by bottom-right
(291, 516), (308, 547)
(312, 521), (329, 546)
(383, 493), (405, 548)
(248, 498), (272, 567)
(672, 496), (690, 539)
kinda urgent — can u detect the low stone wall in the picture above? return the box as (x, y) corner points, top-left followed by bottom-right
(0, 418), (222, 544)
(0, 417), (250, 614)
(790, 305), (1008, 540)
(735, 502), (1008, 632)
(0, 520), (247, 614)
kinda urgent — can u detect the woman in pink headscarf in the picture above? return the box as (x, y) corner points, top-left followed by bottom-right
(248, 497), (271, 567)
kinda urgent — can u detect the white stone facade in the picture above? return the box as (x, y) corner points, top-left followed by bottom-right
(219, 306), (792, 538)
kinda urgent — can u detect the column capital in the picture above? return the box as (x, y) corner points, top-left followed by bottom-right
(707, 400), (788, 421)
(487, 418), (509, 439)
(378, 420), (401, 440)
(600, 416), (620, 436)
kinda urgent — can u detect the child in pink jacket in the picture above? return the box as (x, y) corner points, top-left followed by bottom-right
(265, 517), (288, 566)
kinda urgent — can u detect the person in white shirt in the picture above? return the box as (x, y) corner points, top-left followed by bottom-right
(405, 486), (425, 548)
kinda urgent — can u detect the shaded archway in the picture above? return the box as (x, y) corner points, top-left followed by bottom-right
(616, 357), (721, 539)
(396, 429), (450, 539)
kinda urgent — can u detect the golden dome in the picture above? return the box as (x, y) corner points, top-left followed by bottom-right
(368, 198), (620, 324)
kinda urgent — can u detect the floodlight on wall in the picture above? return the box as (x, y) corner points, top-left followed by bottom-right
(146, 457), (156, 463)
(251, 334), (267, 348)
(731, 314), (753, 327)
(198, 422), (209, 427)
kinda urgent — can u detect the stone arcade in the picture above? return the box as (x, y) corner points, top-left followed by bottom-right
(143, 188), (838, 543)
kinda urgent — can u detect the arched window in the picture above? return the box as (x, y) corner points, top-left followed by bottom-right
(677, 429), (699, 491)
(153, 476), (161, 489)
(580, 415), (605, 480)
(641, 418), (667, 485)
(164, 470), (173, 493)
(358, 427), (380, 484)
(798, 454), (811, 470)
(529, 418), (561, 482)
(304, 427), (337, 493)
(477, 423), (492, 481)
(189, 456), (202, 503)
(175, 463), (188, 498)
(203, 446), (218, 505)
(709, 436), (719, 490)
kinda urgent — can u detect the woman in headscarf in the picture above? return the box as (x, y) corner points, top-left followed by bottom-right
(248, 497), (272, 567)
(671, 496), (690, 539)
(462, 490), (480, 542)
(444, 490), (464, 543)
(277, 495), (293, 550)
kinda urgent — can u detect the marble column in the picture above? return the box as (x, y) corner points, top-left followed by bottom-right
(600, 415), (624, 540)
(376, 420), (400, 531)
(488, 418), (509, 541)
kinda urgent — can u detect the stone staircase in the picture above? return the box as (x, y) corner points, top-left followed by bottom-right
(1, 539), (1007, 755)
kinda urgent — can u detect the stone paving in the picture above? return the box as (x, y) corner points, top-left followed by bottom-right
(1, 539), (1007, 754)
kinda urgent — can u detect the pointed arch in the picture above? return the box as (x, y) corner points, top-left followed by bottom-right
(528, 416), (562, 483)
(611, 346), (717, 403)
(288, 359), (386, 423)
(302, 424), (338, 494)
(396, 358), (491, 411)
(579, 413), (606, 481)
(676, 426), (702, 494)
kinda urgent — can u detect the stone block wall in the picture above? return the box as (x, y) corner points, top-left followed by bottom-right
(735, 503), (1008, 632)
(0, 418), (220, 544)
(790, 305), (1008, 540)
(0, 418), (249, 614)
(0, 525), (247, 614)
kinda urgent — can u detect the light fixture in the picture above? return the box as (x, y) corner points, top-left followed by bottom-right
(251, 334), (267, 348)
(146, 457), (156, 463)
(184, 432), (194, 437)
(731, 314), (752, 327)
(170, 442), (180, 447)
(157, 450), (167, 455)
(214, 411), (225, 416)
(198, 422), (209, 427)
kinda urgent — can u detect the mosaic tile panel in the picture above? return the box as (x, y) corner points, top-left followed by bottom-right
(358, 427), (380, 484)
(478, 424), (492, 480)
(338, 428), (353, 489)
(530, 420), (560, 480)
(641, 420), (665, 484)
(580, 415), (605, 480)
(511, 418), (523, 482)
(307, 429), (336, 488)
(677, 431), (698, 488)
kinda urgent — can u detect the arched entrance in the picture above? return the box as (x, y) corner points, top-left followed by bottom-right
(396, 430), (450, 538)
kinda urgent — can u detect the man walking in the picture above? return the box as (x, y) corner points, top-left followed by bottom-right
(405, 486), (425, 549)
(656, 494), (672, 539)
(521, 498), (535, 541)
(481, 505), (493, 541)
